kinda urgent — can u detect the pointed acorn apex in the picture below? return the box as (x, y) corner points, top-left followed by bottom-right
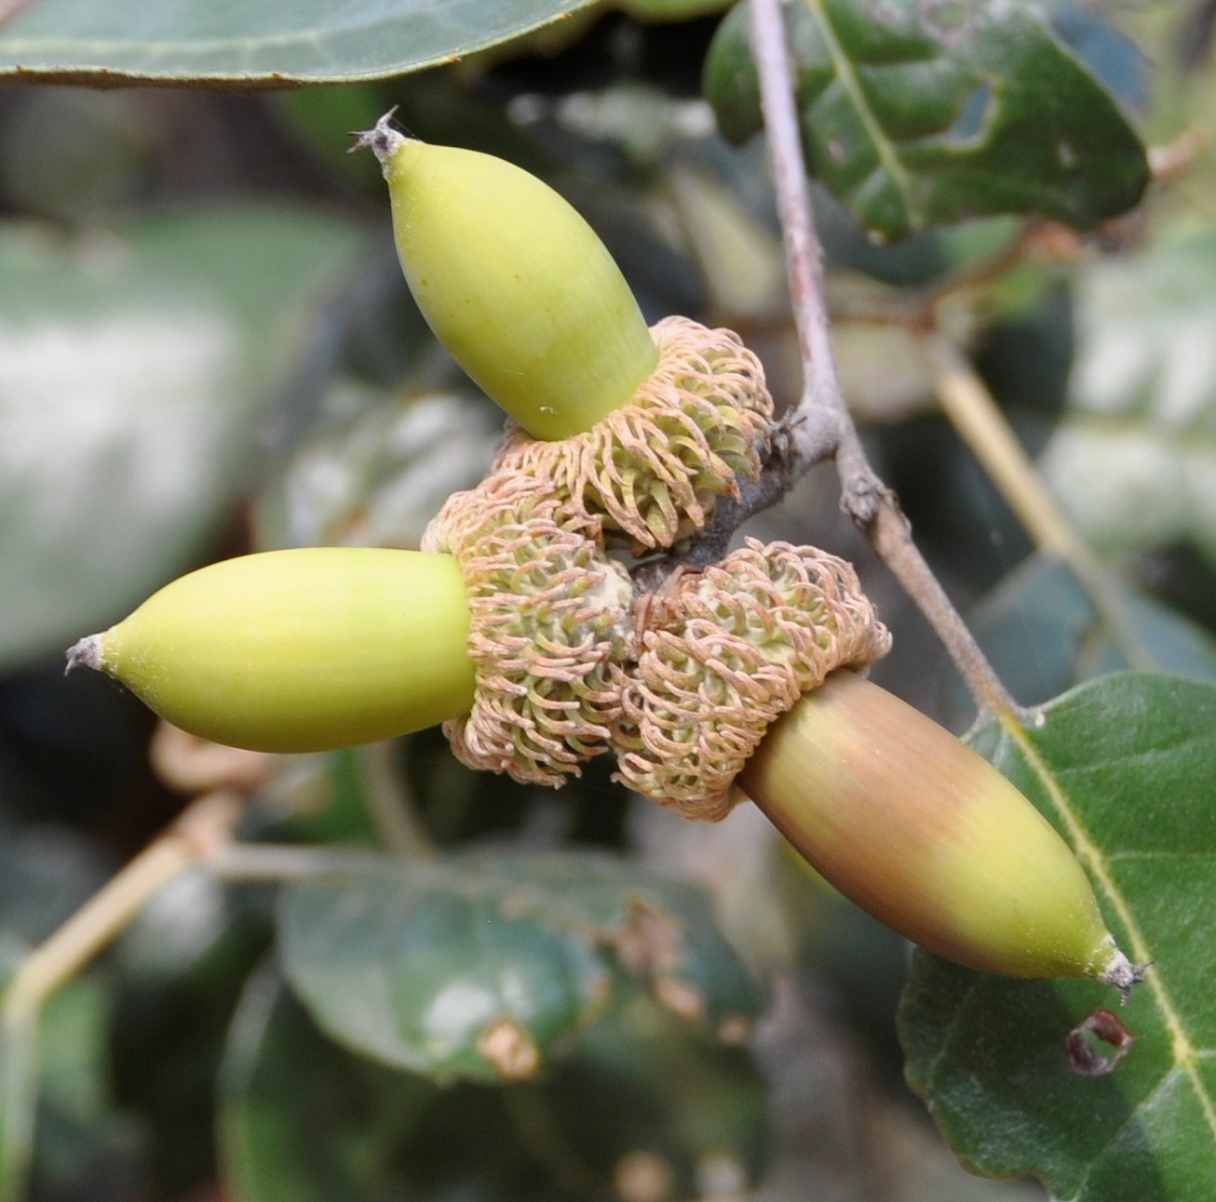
(738, 671), (1143, 993)
(353, 111), (658, 441)
(68, 548), (477, 754)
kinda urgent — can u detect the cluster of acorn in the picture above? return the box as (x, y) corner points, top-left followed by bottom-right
(68, 114), (1140, 996)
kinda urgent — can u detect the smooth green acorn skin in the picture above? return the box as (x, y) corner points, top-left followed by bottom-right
(738, 671), (1123, 982)
(85, 549), (476, 754)
(379, 134), (659, 441)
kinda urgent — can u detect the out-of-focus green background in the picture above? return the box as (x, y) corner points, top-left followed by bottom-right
(2, 2), (1214, 1200)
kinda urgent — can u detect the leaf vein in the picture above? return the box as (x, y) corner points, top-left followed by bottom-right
(804, 0), (919, 228)
(1003, 717), (1216, 1149)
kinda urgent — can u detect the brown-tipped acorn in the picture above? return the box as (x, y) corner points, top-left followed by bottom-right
(737, 670), (1141, 994)
(67, 548), (477, 754)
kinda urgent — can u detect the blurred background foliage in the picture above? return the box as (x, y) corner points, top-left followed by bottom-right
(0, 1), (1214, 1200)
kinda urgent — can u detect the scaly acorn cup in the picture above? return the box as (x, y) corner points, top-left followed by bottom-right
(738, 671), (1142, 993)
(423, 473), (635, 786)
(613, 540), (890, 818)
(351, 111), (659, 442)
(615, 540), (1140, 992)
(354, 113), (774, 552)
(493, 315), (774, 551)
(66, 548), (476, 754)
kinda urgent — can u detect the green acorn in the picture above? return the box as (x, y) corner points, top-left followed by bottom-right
(67, 548), (476, 754)
(353, 115), (775, 552)
(352, 112), (659, 442)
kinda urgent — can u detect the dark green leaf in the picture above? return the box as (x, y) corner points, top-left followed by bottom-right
(0, 0), (600, 87)
(704, 0), (1149, 240)
(220, 968), (766, 1202)
(900, 673), (1216, 1200)
(220, 972), (518, 1202)
(541, 991), (768, 1196)
(278, 850), (762, 1081)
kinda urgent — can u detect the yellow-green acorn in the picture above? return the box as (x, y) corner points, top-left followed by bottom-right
(614, 542), (1139, 993)
(352, 112), (659, 441)
(67, 548), (476, 754)
(737, 670), (1141, 993)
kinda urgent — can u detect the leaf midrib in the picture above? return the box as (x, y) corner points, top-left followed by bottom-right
(803, 0), (920, 229)
(1003, 716), (1216, 1151)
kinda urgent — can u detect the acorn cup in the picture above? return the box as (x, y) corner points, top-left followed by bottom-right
(614, 541), (1142, 995)
(66, 548), (477, 754)
(353, 114), (775, 552)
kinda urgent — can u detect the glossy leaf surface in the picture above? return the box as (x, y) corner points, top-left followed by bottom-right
(705, 0), (1149, 240)
(0, 0), (600, 87)
(221, 972), (766, 1202)
(900, 673), (1216, 1200)
(278, 850), (762, 1081)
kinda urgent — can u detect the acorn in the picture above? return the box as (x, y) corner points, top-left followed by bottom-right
(615, 541), (1140, 993)
(351, 111), (659, 442)
(353, 114), (774, 551)
(66, 548), (476, 754)
(738, 671), (1141, 992)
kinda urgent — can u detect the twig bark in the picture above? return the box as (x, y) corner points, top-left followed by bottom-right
(746, 0), (1023, 720)
(0, 792), (242, 1027)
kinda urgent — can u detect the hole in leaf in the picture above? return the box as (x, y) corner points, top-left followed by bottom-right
(945, 81), (993, 145)
(918, 0), (973, 47)
(1065, 1008), (1136, 1076)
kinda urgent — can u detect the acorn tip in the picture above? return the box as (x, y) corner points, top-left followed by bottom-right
(348, 107), (405, 164)
(65, 634), (103, 676)
(1100, 950), (1149, 1005)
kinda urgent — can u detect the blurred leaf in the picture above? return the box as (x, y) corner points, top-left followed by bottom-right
(222, 967), (765, 1202)
(901, 673), (1216, 1200)
(0, 825), (112, 946)
(0, 209), (363, 669)
(107, 871), (271, 1198)
(0, 90), (155, 225)
(0, 936), (35, 1202)
(220, 973), (475, 1202)
(965, 553), (1216, 708)
(705, 0), (1149, 240)
(0, 0), (601, 87)
(614, 0), (734, 19)
(31, 977), (142, 1200)
(666, 162), (786, 319)
(278, 850), (762, 1082)
(542, 990), (768, 1197)
(255, 385), (502, 551)
(1038, 229), (1216, 564)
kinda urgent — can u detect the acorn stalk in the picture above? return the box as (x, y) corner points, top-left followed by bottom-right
(737, 670), (1140, 992)
(352, 112), (658, 441)
(67, 548), (476, 754)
